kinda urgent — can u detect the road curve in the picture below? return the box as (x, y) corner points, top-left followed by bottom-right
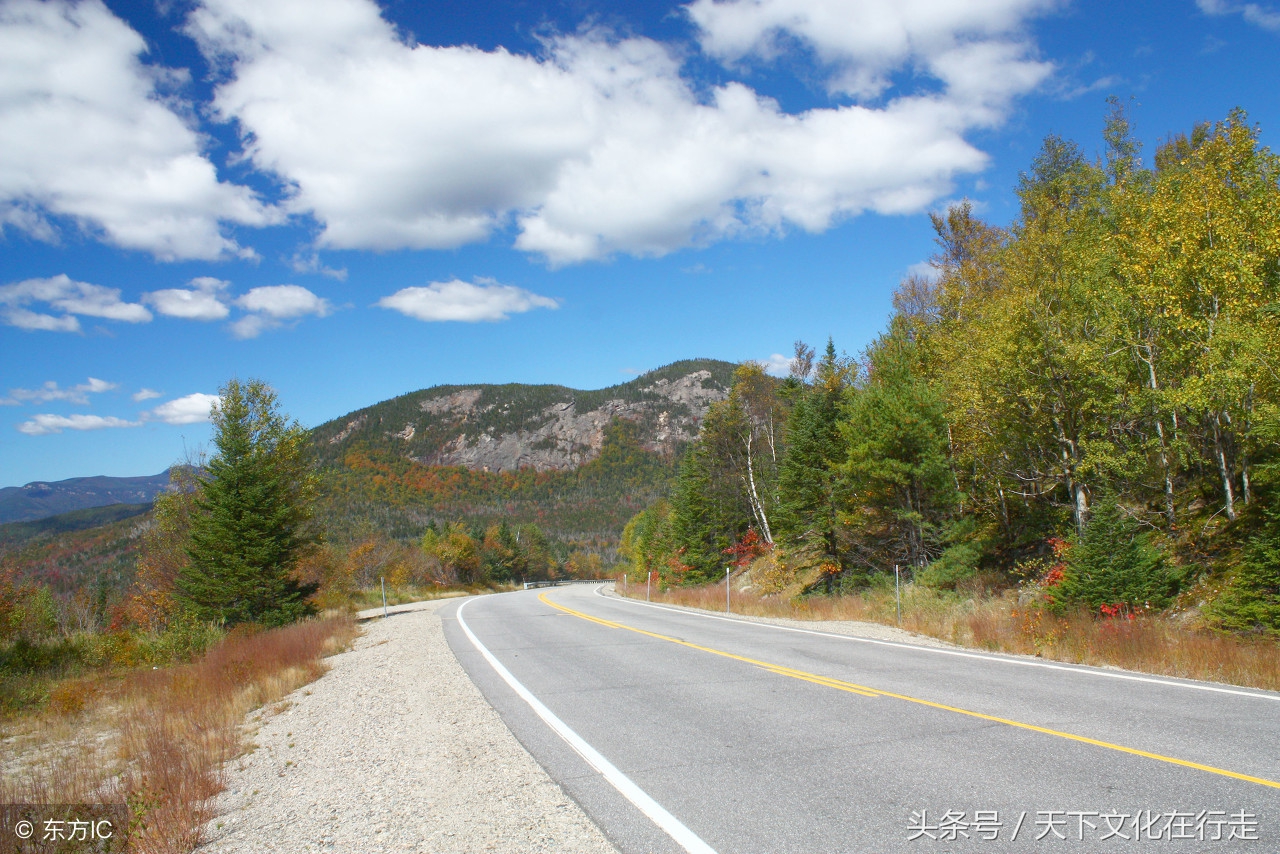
(441, 584), (1279, 853)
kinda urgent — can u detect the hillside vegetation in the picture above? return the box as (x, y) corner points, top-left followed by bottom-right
(0, 472), (170, 524)
(624, 106), (1280, 641)
(312, 359), (735, 545)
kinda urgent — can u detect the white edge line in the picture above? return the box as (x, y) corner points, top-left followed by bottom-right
(455, 597), (718, 854)
(593, 585), (1280, 703)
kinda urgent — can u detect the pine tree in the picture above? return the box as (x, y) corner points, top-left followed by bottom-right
(1058, 493), (1175, 612)
(839, 332), (959, 571)
(776, 340), (846, 563)
(177, 379), (318, 627)
(1210, 466), (1280, 634)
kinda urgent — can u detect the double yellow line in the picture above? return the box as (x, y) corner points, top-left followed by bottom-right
(539, 592), (1280, 791)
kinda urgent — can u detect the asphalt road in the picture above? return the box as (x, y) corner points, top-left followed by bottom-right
(440, 585), (1280, 853)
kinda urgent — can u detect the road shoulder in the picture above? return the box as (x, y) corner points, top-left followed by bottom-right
(197, 598), (619, 853)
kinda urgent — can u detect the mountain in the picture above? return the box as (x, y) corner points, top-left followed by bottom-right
(0, 502), (153, 549)
(1, 360), (737, 583)
(313, 359), (737, 544)
(0, 504), (150, 608)
(313, 359), (735, 471)
(0, 471), (172, 524)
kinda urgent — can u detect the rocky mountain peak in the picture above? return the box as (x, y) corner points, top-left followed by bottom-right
(312, 360), (736, 473)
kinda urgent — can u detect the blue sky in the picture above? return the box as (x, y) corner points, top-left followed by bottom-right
(1, 0), (1278, 487)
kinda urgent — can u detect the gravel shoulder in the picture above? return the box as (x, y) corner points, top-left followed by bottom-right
(198, 598), (618, 854)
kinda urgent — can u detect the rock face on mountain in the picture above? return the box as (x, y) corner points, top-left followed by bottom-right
(311, 360), (735, 472)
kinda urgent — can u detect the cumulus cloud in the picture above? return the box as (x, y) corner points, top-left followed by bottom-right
(236, 284), (330, 318)
(289, 252), (348, 280)
(143, 276), (231, 320)
(133, 388), (163, 402)
(3, 308), (80, 332)
(1197, 0), (1280, 30)
(230, 284), (330, 338)
(17, 413), (140, 435)
(0, 0), (276, 260)
(762, 353), (791, 377)
(185, 0), (1055, 264)
(0, 274), (150, 331)
(147, 392), (220, 425)
(4, 377), (117, 406)
(906, 260), (942, 282)
(377, 278), (559, 322)
(687, 0), (1059, 98)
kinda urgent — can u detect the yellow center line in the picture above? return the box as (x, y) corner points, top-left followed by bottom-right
(539, 592), (1280, 791)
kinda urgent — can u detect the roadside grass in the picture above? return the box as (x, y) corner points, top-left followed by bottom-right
(620, 581), (1280, 693)
(351, 582), (512, 610)
(1, 614), (357, 854)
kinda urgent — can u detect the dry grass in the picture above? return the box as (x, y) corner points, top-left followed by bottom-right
(0, 614), (357, 853)
(624, 580), (1280, 692)
(351, 582), (507, 610)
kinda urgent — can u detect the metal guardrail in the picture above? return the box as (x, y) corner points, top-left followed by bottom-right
(522, 579), (608, 590)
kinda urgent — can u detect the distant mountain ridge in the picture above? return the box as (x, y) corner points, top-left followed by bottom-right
(313, 359), (736, 473)
(4, 360), (737, 542)
(0, 471), (171, 524)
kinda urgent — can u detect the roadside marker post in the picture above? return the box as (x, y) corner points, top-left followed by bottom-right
(894, 565), (901, 626)
(726, 566), (730, 614)
(382, 576), (388, 619)
(647, 571), (652, 602)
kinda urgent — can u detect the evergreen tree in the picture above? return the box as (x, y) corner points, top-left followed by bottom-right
(1210, 455), (1280, 634)
(776, 340), (847, 565)
(1211, 513), (1280, 635)
(1058, 493), (1175, 612)
(178, 379), (318, 627)
(669, 403), (754, 582)
(838, 332), (959, 571)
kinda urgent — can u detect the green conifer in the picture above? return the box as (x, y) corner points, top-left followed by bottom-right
(1059, 493), (1174, 611)
(177, 379), (318, 627)
(776, 340), (846, 561)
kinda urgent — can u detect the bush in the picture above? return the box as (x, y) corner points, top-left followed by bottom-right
(1058, 494), (1177, 611)
(919, 540), (984, 590)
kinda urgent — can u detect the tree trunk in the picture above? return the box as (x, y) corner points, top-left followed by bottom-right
(1212, 413), (1237, 522)
(742, 430), (774, 544)
(1139, 345), (1177, 529)
(1055, 417), (1088, 536)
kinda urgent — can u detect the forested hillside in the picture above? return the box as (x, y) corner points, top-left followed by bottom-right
(0, 471), (170, 524)
(623, 106), (1280, 635)
(312, 359), (735, 544)
(0, 361), (734, 640)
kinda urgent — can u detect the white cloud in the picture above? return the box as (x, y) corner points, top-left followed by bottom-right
(762, 353), (791, 377)
(133, 388), (163, 402)
(236, 284), (330, 318)
(0, 274), (150, 330)
(230, 284), (330, 337)
(228, 314), (271, 339)
(185, 0), (1054, 264)
(17, 413), (140, 435)
(143, 276), (230, 320)
(4, 308), (80, 332)
(906, 260), (942, 282)
(4, 377), (118, 406)
(289, 252), (348, 280)
(687, 0), (1059, 97)
(1197, 0), (1280, 30)
(148, 392), (220, 425)
(0, 0), (276, 260)
(377, 279), (559, 322)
